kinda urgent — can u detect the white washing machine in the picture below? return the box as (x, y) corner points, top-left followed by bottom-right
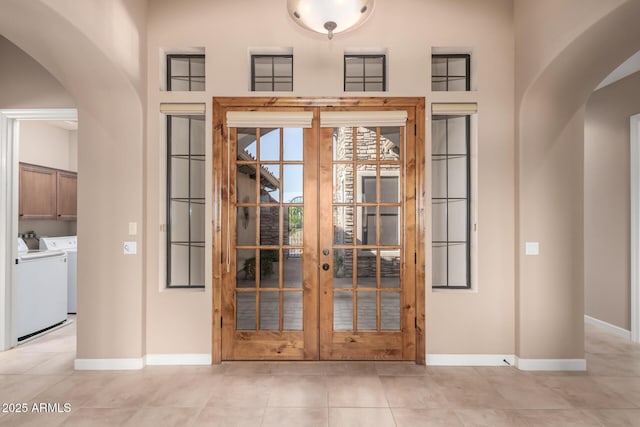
(40, 236), (77, 313)
(16, 238), (68, 340)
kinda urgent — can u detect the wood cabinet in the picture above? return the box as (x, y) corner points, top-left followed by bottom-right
(56, 170), (77, 219)
(19, 163), (57, 219)
(19, 163), (77, 220)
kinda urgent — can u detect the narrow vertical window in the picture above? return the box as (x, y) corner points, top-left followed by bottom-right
(431, 54), (470, 91)
(432, 115), (471, 289)
(167, 54), (205, 91)
(344, 55), (386, 92)
(251, 55), (293, 91)
(167, 115), (205, 288)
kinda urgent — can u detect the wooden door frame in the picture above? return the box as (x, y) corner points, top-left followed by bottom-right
(211, 97), (426, 364)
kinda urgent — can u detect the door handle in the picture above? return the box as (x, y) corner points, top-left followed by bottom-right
(322, 263), (330, 271)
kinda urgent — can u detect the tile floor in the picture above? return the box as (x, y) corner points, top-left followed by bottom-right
(0, 321), (639, 426)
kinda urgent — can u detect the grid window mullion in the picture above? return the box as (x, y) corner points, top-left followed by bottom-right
(251, 55), (293, 92)
(431, 54), (470, 92)
(167, 54), (205, 92)
(344, 55), (386, 92)
(432, 116), (471, 289)
(167, 115), (205, 288)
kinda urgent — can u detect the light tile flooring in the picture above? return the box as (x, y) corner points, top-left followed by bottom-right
(1, 321), (640, 426)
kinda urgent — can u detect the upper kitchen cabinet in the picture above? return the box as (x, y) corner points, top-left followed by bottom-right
(19, 163), (57, 219)
(56, 170), (77, 219)
(19, 163), (77, 220)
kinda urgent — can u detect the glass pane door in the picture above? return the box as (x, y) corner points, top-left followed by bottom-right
(319, 123), (416, 360)
(222, 122), (318, 360)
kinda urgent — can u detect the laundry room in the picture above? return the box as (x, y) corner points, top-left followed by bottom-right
(16, 118), (78, 341)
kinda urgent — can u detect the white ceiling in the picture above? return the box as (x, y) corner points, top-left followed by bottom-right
(596, 50), (640, 91)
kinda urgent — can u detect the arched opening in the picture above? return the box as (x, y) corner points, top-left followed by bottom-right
(516, 0), (640, 367)
(0, 0), (147, 366)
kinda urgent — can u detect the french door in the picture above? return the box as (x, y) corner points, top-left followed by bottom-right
(215, 98), (425, 362)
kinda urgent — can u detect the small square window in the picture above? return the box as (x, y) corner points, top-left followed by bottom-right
(344, 55), (386, 92)
(431, 54), (470, 91)
(251, 55), (293, 92)
(167, 54), (205, 91)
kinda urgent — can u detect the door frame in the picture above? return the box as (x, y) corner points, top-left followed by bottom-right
(631, 112), (640, 343)
(211, 97), (426, 363)
(0, 108), (78, 352)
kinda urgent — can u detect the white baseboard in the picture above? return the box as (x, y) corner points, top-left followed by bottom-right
(584, 315), (631, 340)
(145, 353), (211, 366)
(515, 357), (587, 371)
(74, 358), (144, 370)
(426, 354), (515, 367)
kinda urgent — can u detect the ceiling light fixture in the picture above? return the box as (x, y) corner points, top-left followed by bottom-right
(287, 0), (375, 40)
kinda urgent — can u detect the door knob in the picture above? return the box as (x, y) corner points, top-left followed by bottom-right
(322, 249), (330, 256)
(322, 263), (330, 271)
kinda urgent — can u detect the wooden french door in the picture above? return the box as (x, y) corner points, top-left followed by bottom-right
(215, 98), (425, 363)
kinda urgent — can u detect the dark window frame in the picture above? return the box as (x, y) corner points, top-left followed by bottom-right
(431, 54), (471, 91)
(166, 54), (205, 91)
(250, 54), (294, 92)
(344, 54), (387, 92)
(432, 115), (471, 289)
(166, 115), (206, 289)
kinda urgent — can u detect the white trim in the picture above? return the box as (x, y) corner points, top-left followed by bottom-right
(515, 357), (587, 371)
(631, 113), (640, 343)
(320, 111), (408, 128)
(426, 354), (515, 367)
(226, 111), (313, 128)
(145, 353), (212, 366)
(74, 358), (144, 370)
(1, 109), (77, 121)
(585, 315), (631, 340)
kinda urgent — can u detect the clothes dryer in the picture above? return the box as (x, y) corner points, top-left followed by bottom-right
(40, 236), (77, 313)
(16, 238), (67, 340)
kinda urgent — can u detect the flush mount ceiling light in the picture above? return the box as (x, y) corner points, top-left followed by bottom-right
(287, 0), (375, 40)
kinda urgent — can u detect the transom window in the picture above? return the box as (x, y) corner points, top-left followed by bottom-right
(167, 115), (205, 288)
(432, 115), (471, 289)
(344, 55), (386, 92)
(431, 54), (470, 92)
(166, 54), (205, 91)
(251, 55), (294, 92)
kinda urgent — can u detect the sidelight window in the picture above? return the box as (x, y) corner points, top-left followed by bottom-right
(166, 115), (205, 288)
(432, 115), (471, 289)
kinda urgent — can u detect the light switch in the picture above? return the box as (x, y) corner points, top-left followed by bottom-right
(124, 241), (137, 255)
(129, 222), (137, 235)
(525, 241), (539, 256)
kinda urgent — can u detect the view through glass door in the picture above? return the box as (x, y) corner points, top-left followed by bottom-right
(319, 121), (416, 360)
(216, 99), (423, 362)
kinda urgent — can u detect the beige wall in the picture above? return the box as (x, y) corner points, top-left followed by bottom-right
(0, 0), (148, 359)
(19, 121), (77, 172)
(0, 35), (74, 109)
(584, 71), (640, 331)
(514, 0), (640, 359)
(146, 0), (516, 356)
(4, 0), (640, 364)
